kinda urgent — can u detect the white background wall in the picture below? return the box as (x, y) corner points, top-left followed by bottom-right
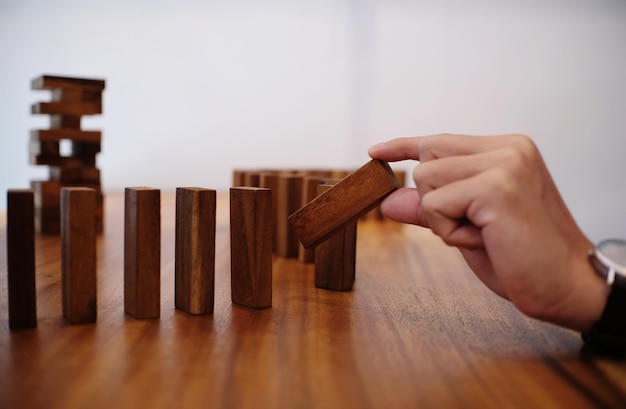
(1, 0), (625, 241)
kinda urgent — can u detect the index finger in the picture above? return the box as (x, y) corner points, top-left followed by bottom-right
(368, 134), (531, 162)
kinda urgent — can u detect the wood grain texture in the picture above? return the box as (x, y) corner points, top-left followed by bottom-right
(276, 173), (304, 258)
(289, 159), (400, 249)
(230, 187), (272, 309)
(314, 183), (356, 291)
(61, 188), (97, 324)
(124, 188), (161, 319)
(1, 193), (626, 409)
(175, 188), (216, 315)
(6, 189), (37, 329)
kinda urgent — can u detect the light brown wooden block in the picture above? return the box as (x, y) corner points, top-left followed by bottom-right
(298, 176), (320, 263)
(289, 159), (400, 249)
(314, 183), (357, 291)
(175, 188), (216, 315)
(32, 75), (106, 92)
(230, 187), (272, 308)
(61, 188), (97, 324)
(6, 189), (37, 329)
(124, 187), (161, 319)
(276, 173), (304, 258)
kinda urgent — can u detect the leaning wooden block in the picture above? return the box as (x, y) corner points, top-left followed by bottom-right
(289, 159), (400, 249)
(230, 187), (272, 308)
(314, 183), (357, 291)
(61, 188), (97, 324)
(124, 187), (161, 319)
(175, 188), (216, 315)
(7, 190), (37, 329)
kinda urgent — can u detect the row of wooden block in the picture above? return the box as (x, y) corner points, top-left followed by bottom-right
(5, 184), (356, 329)
(231, 166), (406, 262)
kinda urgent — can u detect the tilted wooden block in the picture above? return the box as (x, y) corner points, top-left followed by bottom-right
(61, 188), (97, 324)
(230, 187), (272, 309)
(32, 75), (106, 92)
(276, 173), (305, 258)
(175, 188), (216, 315)
(124, 188), (161, 319)
(6, 189), (37, 329)
(289, 159), (400, 249)
(314, 183), (357, 291)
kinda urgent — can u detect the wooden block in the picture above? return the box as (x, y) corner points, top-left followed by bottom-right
(31, 180), (61, 234)
(32, 101), (102, 116)
(175, 188), (216, 315)
(61, 188), (97, 324)
(50, 115), (81, 129)
(32, 75), (106, 92)
(71, 141), (101, 156)
(51, 88), (102, 102)
(259, 172), (280, 252)
(276, 173), (304, 258)
(244, 171), (261, 187)
(232, 170), (247, 187)
(6, 190), (37, 329)
(298, 176), (320, 263)
(314, 183), (357, 291)
(230, 187), (272, 309)
(289, 159), (400, 249)
(31, 129), (101, 144)
(49, 165), (101, 184)
(124, 187), (161, 319)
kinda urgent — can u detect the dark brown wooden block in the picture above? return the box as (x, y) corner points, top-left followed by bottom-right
(289, 159), (400, 249)
(32, 75), (106, 92)
(276, 173), (304, 258)
(6, 189), (37, 329)
(61, 188), (97, 324)
(51, 88), (102, 102)
(298, 176), (320, 263)
(259, 172), (280, 252)
(175, 188), (216, 315)
(314, 183), (357, 291)
(124, 187), (161, 319)
(230, 187), (272, 309)
(32, 101), (102, 116)
(31, 129), (101, 144)
(50, 115), (81, 129)
(49, 165), (100, 184)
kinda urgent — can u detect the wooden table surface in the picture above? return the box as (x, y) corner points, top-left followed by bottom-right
(1, 192), (626, 409)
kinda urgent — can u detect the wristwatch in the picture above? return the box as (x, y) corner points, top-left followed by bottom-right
(582, 238), (626, 356)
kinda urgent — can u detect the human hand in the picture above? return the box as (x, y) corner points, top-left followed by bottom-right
(369, 134), (608, 331)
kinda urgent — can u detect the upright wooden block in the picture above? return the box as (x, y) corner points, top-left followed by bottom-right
(314, 183), (357, 291)
(259, 172), (280, 252)
(276, 173), (304, 258)
(124, 188), (161, 319)
(6, 190), (37, 329)
(230, 187), (272, 309)
(298, 176), (320, 263)
(289, 159), (400, 249)
(31, 180), (61, 234)
(175, 188), (216, 315)
(61, 188), (97, 324)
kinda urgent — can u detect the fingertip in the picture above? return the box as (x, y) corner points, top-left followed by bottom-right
(368, 142), (386, 158)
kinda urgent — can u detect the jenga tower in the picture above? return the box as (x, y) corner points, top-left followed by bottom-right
(29, 75), (105, 234)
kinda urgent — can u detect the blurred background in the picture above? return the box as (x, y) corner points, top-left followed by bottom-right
(1, 0), (625, 241)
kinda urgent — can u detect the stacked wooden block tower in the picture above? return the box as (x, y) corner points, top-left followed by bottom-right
(30, 75), (105, 234)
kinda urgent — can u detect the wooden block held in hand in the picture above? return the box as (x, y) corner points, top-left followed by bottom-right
(175, 188), (216, 315)
(289, 159), (400, 249)
(124, 187), (161, 319)
(230, 187), (272, 309)
(315, 183), (357, 291)
(61, 188), (97, 324)
(7, 189), (37, 329)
